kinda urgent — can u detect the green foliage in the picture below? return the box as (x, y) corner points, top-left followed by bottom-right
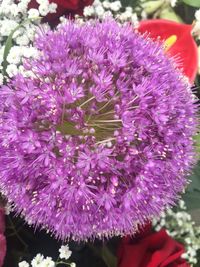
(194, 133), (200, 154)
(184, 163), (200, 210)
(182, 0), (200, 8)
(120, 0), (141, 7)
(141, 1), (163, 14)
(184, 191), (200, 210)
(159, 7), (183, 22)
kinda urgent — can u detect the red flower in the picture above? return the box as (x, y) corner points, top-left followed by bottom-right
(29, 0), (94, 26)
(0, 208), (6, 267)
(138, 19), (198, 83)
(118, 228), (190, 267)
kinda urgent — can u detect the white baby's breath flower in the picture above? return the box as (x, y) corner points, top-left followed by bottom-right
(170, 0), (177, 7)
(0, 19), (19, 37)
(110, 1), (121, 12)
(17, 1), (29, 13)
(59, 244), (72, 260)
(93, 0), (101, 7)
(40, 257), (55, 267)
(23, 47), (39, 59)
(103, 10), (113, 19)
(102, 1), (110, 9)
(195, 9), (200, 21)
(70, 263), (76, 267)
(36, 0), (49, 5)
(125, 6), (133, 13)
(131, 15), (138, 25)
(6, 64), (19, 77)
(16, 35), (30, 46)
(0, 0), (55, 86)
(18, 261), (30, 267)
(28, 8), (40, 18)
(95, 5), (105, 17)
(0, 74), (3, 86)
(38, 4), (49, 16)
(48, 3), (57, 13)
(31, 254), (44, 267)
(141, 10), (147, 19)
(7, 46), (22, 64)
(83, 6), (95, 17)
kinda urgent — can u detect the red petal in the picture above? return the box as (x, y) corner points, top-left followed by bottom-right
(138, 19), (198, 83)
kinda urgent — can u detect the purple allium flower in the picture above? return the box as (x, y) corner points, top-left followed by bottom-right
(0, 19), (197, 240)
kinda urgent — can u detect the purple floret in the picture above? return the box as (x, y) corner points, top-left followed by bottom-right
(0, 19), (197, 240)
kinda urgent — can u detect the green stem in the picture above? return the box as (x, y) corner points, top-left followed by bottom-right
(56, 261), (71, 266)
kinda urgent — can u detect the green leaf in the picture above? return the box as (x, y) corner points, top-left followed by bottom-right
(182, 162), (200, 210)
(187, 162), (200, 192)
(183, 191), (200, 210)
(142, 1), (163, 15)
(101, 245), (117, 267)
(159, 8), (183, 22)
(182, 0), (200, 7)
(194, 133), (200, 154)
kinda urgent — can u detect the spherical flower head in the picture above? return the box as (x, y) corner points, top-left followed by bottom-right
(0, 19), (197, 241)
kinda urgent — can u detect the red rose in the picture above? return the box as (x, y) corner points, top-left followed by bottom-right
(29, 0), (94, 26)
(138, 19), (198, 83)
(118, 228), (190, 267)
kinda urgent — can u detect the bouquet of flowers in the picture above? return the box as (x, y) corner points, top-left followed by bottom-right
(0, 0), (200, 266)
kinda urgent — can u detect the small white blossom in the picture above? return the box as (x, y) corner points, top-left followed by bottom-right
(95, 5), (105, 17)
(170, 0), (177, 7)
(125, 6), (133, 13)
(195, 9), (200, 21)
(0, 19), (19, 37)
(16, 35), (30, 46)
(0, 73), (3, 85)
(131, 13), (138, 25)
(110, 1), (121, 12)
(36, 0), (48, 4)
(59, 245), (72, 260)
(38, 4), (49, 16)
(193, 10), (200, 39)
(40, 257), (55, 267)
(48, 3), (57, 14)
(102, 1), (110, 9)
(103, 10), (113, 18)
(31, 254), (44, 267)
(18, 261), (29, 267)
(23, 47), (39, 58)
(7, 46), (22, 64)
(141, 10), (147, 19)
(28, 8), (40, 18)
(70, 263), (76, 267)
(83, 6), (95, 17)
(6, 64), (19, 77)
(93, 0), (101, 7)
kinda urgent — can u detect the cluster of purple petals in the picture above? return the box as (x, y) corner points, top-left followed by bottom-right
(0, 19), (197, 240)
